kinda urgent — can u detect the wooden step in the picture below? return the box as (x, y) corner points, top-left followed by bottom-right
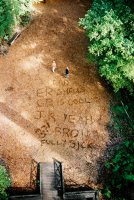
(9, 195), (41, 200)
(40, 162), (61, 200)
(63, 191), (97, 200)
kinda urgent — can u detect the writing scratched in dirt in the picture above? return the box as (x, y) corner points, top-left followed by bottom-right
(64, 114), (92, 124)
(35, 97), (90, 109)
(34, 83), (91, 120)
(34, 122), (97, 150)
(35, 124), (91, 138)
(34, 112), (93, 126)
(41, 139), (96, 151)
(34, 83), (94, 151)
(36, 87), (85, 97)
(34, 111), (56, 121)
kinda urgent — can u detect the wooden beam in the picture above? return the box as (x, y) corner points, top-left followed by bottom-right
(8, 32), (21, 46)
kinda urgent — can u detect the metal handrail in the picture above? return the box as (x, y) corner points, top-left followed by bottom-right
(30, 159), (39, 190)
(53, 158), (64, 198)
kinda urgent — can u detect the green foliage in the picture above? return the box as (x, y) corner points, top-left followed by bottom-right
(79, 0), (134, 93)
(0, 165), (11, 200)
(102, 93), (134, 199)
(0, 0), (39, 41)
(80, 0), (134, 197)
(103, 140), (134, 199)
(109, 93), (134, 136)
(0, 0), (15, 40)
(20, 12), (31, 27)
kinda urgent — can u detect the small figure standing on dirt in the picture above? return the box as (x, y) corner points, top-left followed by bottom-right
(65, 66), (69, 78)
(51, 61), (57, 72)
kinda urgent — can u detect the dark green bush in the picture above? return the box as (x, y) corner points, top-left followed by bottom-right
(0, 165), (11, 200)
(103, 140), (134, 199)
(101, 93), (134, 199)
(79, 0), (134, 93)
(20, 12), (31, 27)
(0, 0), (39, 42)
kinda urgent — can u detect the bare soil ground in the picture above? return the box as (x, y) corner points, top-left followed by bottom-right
(0, 0), (110, 190)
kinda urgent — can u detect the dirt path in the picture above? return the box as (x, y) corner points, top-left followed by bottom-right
(0, 0), (110, 189)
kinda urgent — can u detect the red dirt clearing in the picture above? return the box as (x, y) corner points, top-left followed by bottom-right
(0, 0), (110, 189)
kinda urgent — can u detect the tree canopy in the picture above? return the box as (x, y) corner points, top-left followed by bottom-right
(0, 165), (11, 200)
(0, 0), (39, 41)
(80, 1), (134, 199)
(79, 0), (134, 93)
(102, 93), (134, 199)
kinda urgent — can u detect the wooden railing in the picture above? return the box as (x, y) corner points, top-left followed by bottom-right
(53, 158), (64, 198)
(30, 159), (40, 192)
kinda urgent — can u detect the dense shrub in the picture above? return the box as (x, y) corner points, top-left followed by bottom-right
(101, 93), (134, 199)
(79, 1), (134, 197)
(0, 0), (40, 41)
(0, 165), (11, 200)
(79, 0), (134, 93)
(103, 140), (134, 199)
